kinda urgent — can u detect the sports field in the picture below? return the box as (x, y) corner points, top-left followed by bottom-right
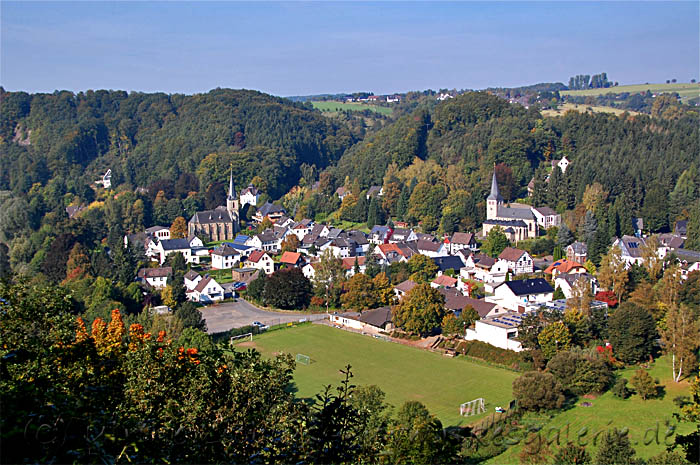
(487, 356), (695, 463)
(561, 82), (699, 102)
(312, 100), (394, 115)
(237, 323), (518, 426)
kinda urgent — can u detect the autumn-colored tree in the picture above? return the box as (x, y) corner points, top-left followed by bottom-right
(519, 432), (552, 465)
(660, 304), (700, 382)
(392, 283), (445, 336)
(407, 253), (439, 283)
(372, 272), (395, 306)
(161, 285), (177, 308)
(170, 216), (188, 239)
(597, 245), (629, 302)
(281, 234), (300, 253)
(581, 182), (608, 214)
(630, 368), (659, 400)
(313, 248), (346, 309)
(657, 264), (683, 315)
(566, 276), (594, 316)
(538, 321), (572, 359)
(64, 242), (91, 282)
(341, 273), (377, 311)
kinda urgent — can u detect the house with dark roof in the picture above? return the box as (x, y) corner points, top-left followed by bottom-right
(416, 239), (448, 257)
(460, 253), (508, 286)
(153, 236), (204, 265)
(389, 228), (417, 243)
(393, 279), (417, 300)
(566, 241), (587, 263)
(448, 232), (478, 255)
(329, 306), (394, 333)
(612, 235), (646, 267)
(674, 220), (688, 238)
(531, 206), (561, 229)
(184, 270), (202, 290)
(240, 184), (260, 207)
(483, 170), (538, 241)
(66, 205), (85, 219)
(252, 202), (287, 223)
(554, 273), (597, 299)
(369, 225), (392, 245)
(489, 278), (554, 312)
(211, 245), (241, 270)
(366, 186), (383, 199)
(432, 255), (465, 274)
(187, 276), (224, 303)
(136, 267), (172, 289)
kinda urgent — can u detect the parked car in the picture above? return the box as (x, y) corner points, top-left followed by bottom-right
(252, 321), (269, 331)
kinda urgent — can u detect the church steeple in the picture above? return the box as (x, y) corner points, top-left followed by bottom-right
(487, 169), (503, 202)
(227, 167), (236, 200)
(486, 168), (503, 220)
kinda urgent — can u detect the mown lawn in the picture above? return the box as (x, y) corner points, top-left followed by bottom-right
(487, 356), (694, 463)
(560, 82), (699, 102)
(237, 324), (518, 427)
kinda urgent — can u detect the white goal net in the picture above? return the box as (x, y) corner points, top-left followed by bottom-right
(296, 354), (311, 365)
(229, 332), (253, 345)
(459, 397), (486, 416)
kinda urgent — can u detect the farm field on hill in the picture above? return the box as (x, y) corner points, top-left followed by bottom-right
(487, 356), (694, 463)
(312, 100), (394, 115)
(561, 82), (699, 102)
(237, 323), (518, 427)
(541, 103), (642, 117)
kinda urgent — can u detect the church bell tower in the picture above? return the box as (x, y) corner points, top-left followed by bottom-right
(486, 169), (503, 220)
(227, 167), (240, 232)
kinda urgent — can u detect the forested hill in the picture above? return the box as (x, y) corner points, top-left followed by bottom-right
(0, 87), (357, 199)
(328, 91), (699, 234)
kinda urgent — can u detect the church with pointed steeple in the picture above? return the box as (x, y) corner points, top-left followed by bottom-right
(482, 170), (538, 242)
(188, 169), (240, 241)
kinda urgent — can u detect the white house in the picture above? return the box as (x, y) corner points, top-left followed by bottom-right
(498, 247), (534, 275)
(389, 228), (417, 243)
(487, 279), (554, 312)
(531, 207), (561, 230)
(145, 226), (171, 241)
(211, 245), (241, 270)
(416, 239), (449, 258)
(369, 225), (392, 245)
(291, 219), (314, 241)
(554, 273), (598, 299)
(342, 256), (366, 277)
(95, 169), (112, 189)
(330, 307), (393, 333)
(249, 230), (281, 253)
(460, 254), (508, 285)
(302, 262), (318, 281)
(245, 250), (275, 275)
(465, 312), (524, 352)
(136, 267), (172, 289)
(552, 156), (569, 173)
(239, 185), (260, 207)
(612, 235), (646, 267)
(154, 238), (194, 265)
(188, 276), (224, 303)
(184, 270), (202, 291)
(448, 232), (478, 255)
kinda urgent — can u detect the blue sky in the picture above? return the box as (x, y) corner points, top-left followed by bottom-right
(1, 1), (698, 96)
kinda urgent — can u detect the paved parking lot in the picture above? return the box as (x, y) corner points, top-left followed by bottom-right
(200, 299), (327, 334)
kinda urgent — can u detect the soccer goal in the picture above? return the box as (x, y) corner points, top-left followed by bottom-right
(459, 397), (486, 417)
(296, 353), (311, 365)
(229, 332), (253, 345)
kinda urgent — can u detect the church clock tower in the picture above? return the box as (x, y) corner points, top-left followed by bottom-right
(227, 168), (240, 233)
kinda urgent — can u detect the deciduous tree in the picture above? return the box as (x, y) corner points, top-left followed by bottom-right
(392, 283), (445, 337)
(660, 304), (700, 382)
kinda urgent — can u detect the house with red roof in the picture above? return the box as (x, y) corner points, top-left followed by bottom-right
(544, 259), (586, 279)
(498, 247), (534, 275)
(280, 251), (304, 268)
(431, 274), (458, 289)
(244, 250), (275, 275)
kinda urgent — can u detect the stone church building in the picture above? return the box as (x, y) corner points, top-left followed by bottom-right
(188, 170), (240, 241)
(482, 170), (538, 242)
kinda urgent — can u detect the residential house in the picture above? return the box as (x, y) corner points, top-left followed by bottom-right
(448, 232), (478, 255)
(432, 255), (465, 275)
(416, 239), (449, 257)
(95, 169), (112, 189)
(342, 256), (366, 277)
(566, 242), (588, 263)
(188, 276), (225, 303)
(249, 230), (281, 253)
(245, 250), (275, 275)
(275, 216), (296, 229)
(347, 230), (370, 255)
(396, 242), (419, 260)
(552, 156), (570, 173)
(329, 306), (394, 333)
(431, 275), (458, 289)
(460, 254), (508, 286)
(154, 238), (194, 265)
(335, 186), (349, 200)
(291, 219), (314, 241)
(184, 270), (202, 290)
(674, 220), (688, 239)
(280, 251), (304, 268)
(554, 273), (598, 299)
(374, 243), (408, 265)
(389, 228), (417, 243)
(393, 279), (417, 300)
(137, 267), (172, 289)
(145, 226), (171, 241)
(498, 247), (534, 275)
(211, 245), (241, 270)
(302, 262), (319, 281)
(252, 202), (286, 223)
(544, 259), (586, 279)
(531, 207), (561, 230)
(66, 205), (85, 219)
(369, 225), (392, 244)
(239, 184), (260, 207)
(465, 312), (524, 352)
(366, 186), (383, 199)
(487, 279), (554, 312)
(612, 235), (646, 267)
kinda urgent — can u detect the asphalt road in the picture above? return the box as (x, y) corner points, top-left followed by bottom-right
(200, 299), (327, 334)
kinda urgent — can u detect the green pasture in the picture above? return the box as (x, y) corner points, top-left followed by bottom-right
(312, 100), (394, 116)
(487, 356), (694, 463)
(561, 82), (699, 102)
(237, 323), (518, 427)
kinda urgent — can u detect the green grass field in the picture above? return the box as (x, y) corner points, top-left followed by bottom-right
(561, 82), (699, 102)
(238, 324), (518, 427)
(487, 356), (694, 463)
(312, 100), (394, 116)
(542, 103), (642, 118)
